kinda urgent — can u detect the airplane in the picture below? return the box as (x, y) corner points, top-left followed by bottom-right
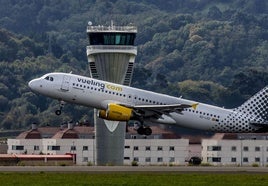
(28, 72), (268, 135)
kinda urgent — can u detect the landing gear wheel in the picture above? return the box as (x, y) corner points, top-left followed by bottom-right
(137, 126), (145, 135)
(55, 109), (62, 115)
(137, 126), (152, 136)
(144, 127), (152, 136)
(55, 100), (65, 115)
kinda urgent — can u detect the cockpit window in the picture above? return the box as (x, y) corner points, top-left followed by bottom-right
(44, 76), (54, 81)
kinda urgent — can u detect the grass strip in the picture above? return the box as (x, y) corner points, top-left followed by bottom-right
(0, 172), (267, 186)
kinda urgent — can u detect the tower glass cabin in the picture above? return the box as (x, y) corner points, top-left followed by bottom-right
(88, 32), (135, 46)
(86, 25), (137, 85)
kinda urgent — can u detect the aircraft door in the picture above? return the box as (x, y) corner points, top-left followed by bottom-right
(61, 75), (71, 91)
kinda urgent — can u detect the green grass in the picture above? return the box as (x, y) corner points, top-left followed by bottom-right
(0, 172), (268, 186)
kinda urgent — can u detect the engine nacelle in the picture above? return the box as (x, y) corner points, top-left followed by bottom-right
(98, 103), (133, 121)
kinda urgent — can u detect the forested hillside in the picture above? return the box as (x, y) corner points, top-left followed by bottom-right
(0, 0), (267, 130)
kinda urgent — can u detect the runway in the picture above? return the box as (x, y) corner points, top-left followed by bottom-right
(0, 166), (268, 173)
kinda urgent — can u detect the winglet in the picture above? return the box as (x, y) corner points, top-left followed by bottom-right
(191, 103), (199, 110)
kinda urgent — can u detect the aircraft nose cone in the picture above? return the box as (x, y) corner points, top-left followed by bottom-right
(28, 79), (40, 92)
(28, 80), (35, 90)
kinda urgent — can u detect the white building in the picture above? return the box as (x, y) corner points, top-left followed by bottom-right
(202, 133), (268, 166)
(11, 124), (268, 166)
(7, 124), (189, 165)
(8, 138), (94, 164)
(124, 139), (189, 165)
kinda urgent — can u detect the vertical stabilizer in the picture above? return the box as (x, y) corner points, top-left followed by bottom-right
(235, 86), (268, 122)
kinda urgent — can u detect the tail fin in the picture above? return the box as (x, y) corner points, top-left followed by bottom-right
(235, 86), (268, 121)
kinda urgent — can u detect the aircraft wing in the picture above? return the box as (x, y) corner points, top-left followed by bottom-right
(120, 103), (198, 116)
(100, 100), (198, 124)
(134, 103), (196, 113)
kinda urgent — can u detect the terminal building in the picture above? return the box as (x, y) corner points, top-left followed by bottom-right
(6, 123), (268, 166)
(202, 133), (268, 166)
(7, 123), (189, 165)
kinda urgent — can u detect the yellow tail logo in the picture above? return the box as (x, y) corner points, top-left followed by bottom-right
(191, 103), (199, 110)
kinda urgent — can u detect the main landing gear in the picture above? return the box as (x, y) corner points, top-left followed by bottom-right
(55, 100), (65, 115)
(137, 126), (152, 136)
(133, 120), (152, 136)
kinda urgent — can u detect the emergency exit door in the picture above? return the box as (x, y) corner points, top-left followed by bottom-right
(61, 75), (71, 91)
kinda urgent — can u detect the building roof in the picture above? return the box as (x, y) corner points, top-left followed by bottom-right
(16, 129), (42, 139)
(15, 124), (180, 140)
(16, 124), (95, 139)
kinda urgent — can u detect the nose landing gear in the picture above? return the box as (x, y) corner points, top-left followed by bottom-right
(55, 100), (65, 115)
(55, 109), (62, 115)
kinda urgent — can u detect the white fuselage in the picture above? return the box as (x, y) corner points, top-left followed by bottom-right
(28, 72), (262, 133)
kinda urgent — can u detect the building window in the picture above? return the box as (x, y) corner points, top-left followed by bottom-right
(70, 146), (76, 151)
(169, 157), (175, 162)
(12, 145), (24, 150)
(255, 157), (260, 162)
(208, 157), (221, 162)
(255, 147), (261, 152)
(231, 146), (236, 151)
(243, 157), (248, 162)
(231, 157), (236, 162)
(83, 157), (88, 162)
(47, 145), (60, 151)
(157, 157), (163, 162)
(157, 146), (163, 151)
(145, 146), (151, 151)
(145, 157), (151, 162)
(243, 146), (249, 151)
(83, 146), (88, 151)
(124, 157), (130, 160)
(34, 146), (39, 151)
(207, 146), (221, 151)
(133, 157), (139, 162)
(169, 146), (175, 151)
(213, 157), (221, 162)
(134, 146), (139, 151)
(124, 146), (130, 149)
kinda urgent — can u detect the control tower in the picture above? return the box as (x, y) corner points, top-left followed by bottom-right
(86, 22), (137, 165)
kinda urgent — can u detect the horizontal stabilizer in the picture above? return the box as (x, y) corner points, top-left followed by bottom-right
(250, 121), (268, 126)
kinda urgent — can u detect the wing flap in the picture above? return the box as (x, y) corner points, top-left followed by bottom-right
(120, 102), (198, 115)
(134, 103), (197, 112)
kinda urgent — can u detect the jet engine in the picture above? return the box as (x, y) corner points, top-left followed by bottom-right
(98, 103), (133, 121)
